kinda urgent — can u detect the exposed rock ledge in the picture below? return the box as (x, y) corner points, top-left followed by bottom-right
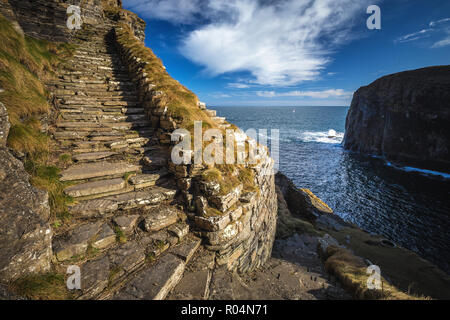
(275, 172), (450, 300)
(0, 103), (53, 284)
(343, 66), (450, 173)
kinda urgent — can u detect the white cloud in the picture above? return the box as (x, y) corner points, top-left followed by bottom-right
(430, 18), (450, 27)
(227, 82), (252, 89)
(395, 28), (433, 43)
(123, 0), (204, 24)
(432, 37), (450, 48)
(256, 89), (353, 99)
(182, 0), (376, 86)
(396, 17), (450, 47)
(210, 92), (232, 98)
(127, 0), (374, 86)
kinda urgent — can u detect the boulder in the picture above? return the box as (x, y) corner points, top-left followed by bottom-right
(343, 66), (450, 173)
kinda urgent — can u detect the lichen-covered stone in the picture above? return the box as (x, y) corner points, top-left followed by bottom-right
(143, 206), (179, 232)
(79, 255), (110, 299)
(113, 215), (139, 234)
(53, 222), (102, 261)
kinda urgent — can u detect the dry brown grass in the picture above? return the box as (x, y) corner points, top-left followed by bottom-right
(324, 245), (426, 300)
(0, 14), (73, 125)
(115, 23), (217, 131)
(10, 273), (73, 300)
(0, 13), (75, 220)
(327, 226), (450, 300)
(115, 22), (262, 196)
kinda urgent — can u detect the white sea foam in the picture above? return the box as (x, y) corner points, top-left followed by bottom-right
(300, 130), (344, 144)
(386, 162), (450, 179)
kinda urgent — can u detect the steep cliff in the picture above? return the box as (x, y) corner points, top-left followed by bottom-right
(343, 66), (450, 173)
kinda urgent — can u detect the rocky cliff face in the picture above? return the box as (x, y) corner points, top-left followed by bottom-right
(0, 103), (53, 284)
(343, 66), (450, 173)
(0, 0), (144, 43)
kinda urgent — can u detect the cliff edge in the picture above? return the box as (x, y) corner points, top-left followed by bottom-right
(343, 66), (450, 173)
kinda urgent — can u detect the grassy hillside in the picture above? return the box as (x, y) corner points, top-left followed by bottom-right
(0, 14), (75, 220)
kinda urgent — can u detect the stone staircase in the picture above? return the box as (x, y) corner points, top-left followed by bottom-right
(46, 23), (202, 300)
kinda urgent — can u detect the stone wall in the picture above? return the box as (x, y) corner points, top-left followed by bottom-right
(113, 24), (278, 273)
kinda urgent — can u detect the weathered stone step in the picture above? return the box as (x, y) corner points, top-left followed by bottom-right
(53, 221), (116, 262)
(113, 236), (201, 300)
(168, 247), (215, 300)
(60, 162), (141, 182)
(58, 106), (143, 115)
(64, 178), (126, 198)
(81, 220), (192, 300)
(55, 84), (133, 91)
(129, 172), (163, 189)
(55, 91), (138, 99)
(61, 98), (138, 106)
(69, 186), (178, 217)
(60, 113), (147, 122)
(73, 151), (117, 162)
(56, 121), (151, 130)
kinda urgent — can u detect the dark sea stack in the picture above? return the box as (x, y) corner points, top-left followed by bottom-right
(343, 66), (450, 173)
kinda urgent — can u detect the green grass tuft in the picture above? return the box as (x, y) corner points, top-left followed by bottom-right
(10, 273), (72, 300)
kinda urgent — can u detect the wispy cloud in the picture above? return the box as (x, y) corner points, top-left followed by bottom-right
(256, 89), (353, 99)
(395, 17), (450, 48)
(126, 0), (375, 87)
(209, 92), (232, 98)
(432, 37), (450, 48)
(396, 28), (433, 43)
(429, 18), (450, 27)
(123, 0), (205, 24)
(227, 82), (253, 89)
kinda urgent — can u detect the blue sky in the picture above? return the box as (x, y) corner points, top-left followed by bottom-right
(123, 0), (450, 107)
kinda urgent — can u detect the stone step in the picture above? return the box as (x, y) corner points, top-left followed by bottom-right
(61, 99), (138, 106)
(53, 221), (116, 262)
(69, 186), (177, 217)
(113, 235), (201, 300)
(64, 178), (127, 198)
(167, 247), (215, 300)
(129, 172), (163, 189)
(56, 121), (151, 130)
(58, 106), (143, 115)
(73, 151), (118, 162)
(81, 221), (192, 300)
(60, 162), (141, 182)
(60, 113), (147, 122)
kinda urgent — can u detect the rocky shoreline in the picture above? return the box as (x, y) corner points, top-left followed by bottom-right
(274, 172), (450, 299)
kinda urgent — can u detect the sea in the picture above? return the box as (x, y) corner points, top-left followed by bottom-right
(214, 106), (450, 275)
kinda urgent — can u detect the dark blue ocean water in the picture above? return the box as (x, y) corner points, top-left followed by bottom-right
(214, 106), (450, 274)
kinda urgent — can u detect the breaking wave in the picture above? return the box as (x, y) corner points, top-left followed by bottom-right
(386, 162), (450, 179)
(300, 129), (344, 144)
